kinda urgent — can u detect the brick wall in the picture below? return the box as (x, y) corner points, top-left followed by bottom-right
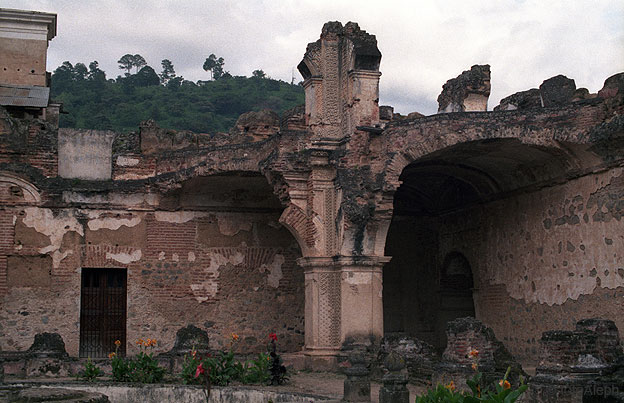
(0, 207), (304, 357)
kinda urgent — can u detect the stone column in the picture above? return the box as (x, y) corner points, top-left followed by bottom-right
(343, 348), (371, 402)
(298, 256), (389, 363)
(379, 352), (409, 403)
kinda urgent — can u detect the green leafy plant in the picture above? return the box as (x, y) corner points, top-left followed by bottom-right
(110, 339), (131, 382)
(108, 338), (165, 383)
(110, 354), (132, 382)
(77, 357), (102, 382)
(210, 349), (242, 386)
(180, 333), (271, 386)
(240, 352), (271, 384)
(181, 333), (242, 386)
(181, 349), (203, 385)
(131, 345), (166, 383)
(194, 361), (211, 402)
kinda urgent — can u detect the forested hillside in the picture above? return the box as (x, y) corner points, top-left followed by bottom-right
(50, 57), (304, 134)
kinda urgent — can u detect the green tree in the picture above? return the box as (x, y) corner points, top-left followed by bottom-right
(203, 54), (217, 80)
(213, 57), (225, 80)
(88, 61), (106, 82)
(252, 69), (266, 79)
(166, 76), (184, 89)
(118, 54), (135, 75)
(51, 61), (75, 92)
(133, 66), (160, 87)
(133, 54), (147, 73)
(74, 63), (88, 80)
(160, 59), (176, 85)
(203, 54), (225, 80)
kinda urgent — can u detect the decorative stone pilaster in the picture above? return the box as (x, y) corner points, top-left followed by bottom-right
(298, 256), (389, 357)
(379, 351), (409, 403)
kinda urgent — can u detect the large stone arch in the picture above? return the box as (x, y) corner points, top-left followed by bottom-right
(379, 116), (624, 366)
(380, 110), (606, 195)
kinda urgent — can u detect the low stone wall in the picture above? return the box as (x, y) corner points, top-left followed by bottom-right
(0, 386), (110, 402)
(22, 383), (335, 403)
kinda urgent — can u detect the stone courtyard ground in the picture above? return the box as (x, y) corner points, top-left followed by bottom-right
(4, 371), (427, 402)
(288, 371), (427, 401)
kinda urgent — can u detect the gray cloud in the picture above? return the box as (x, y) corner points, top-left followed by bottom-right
(4, 0), (623, 115)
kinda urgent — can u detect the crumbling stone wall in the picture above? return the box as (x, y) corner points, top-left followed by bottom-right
(0, 113), (307, 357)
(1, 20), (623, 376)
(527, 318), (624, 402)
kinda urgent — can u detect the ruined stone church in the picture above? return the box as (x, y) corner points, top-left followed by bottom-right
(1, 8), (623, 378)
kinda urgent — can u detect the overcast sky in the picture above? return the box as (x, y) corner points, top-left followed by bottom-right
(5, 0), (624, 115)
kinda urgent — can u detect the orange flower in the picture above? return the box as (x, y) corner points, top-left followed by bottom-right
(108, 352), (116, 359)
(446, 380), (456, 391)
(469, 349), (479, 358)
(191, 350), (197, 358)
(151, 339), (157, 346)
(231, 333), (239, 341)
(136, 339), (144, 345)
(114, 340), (121, 347)
(499, 379), (511, 390)
(471, 363), (478, 371)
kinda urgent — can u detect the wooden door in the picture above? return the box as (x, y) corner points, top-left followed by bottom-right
(79, 268), (127, 358)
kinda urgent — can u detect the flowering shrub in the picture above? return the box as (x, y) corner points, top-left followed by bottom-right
(109, 338), (165, 383)
(110, 339), (131, 382)
(195, 361), (211, 401)
(180, 332), (274, 386)
(415, 349), (527, 403)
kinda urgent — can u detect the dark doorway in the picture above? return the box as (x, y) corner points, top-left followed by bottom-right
(79, 268), (127, 358)
(437, 252), (476, 349)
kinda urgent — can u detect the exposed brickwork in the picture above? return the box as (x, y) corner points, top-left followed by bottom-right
(145, 215), (196, 259)
(432, 317), (525, 391)
(112, 153), (156, 180)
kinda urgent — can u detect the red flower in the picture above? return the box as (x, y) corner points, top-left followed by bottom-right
(269, 333), (278, 342)
(195, 362), (205, 378)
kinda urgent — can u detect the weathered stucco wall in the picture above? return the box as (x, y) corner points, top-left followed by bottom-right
(0, 205), (304, 356)
(58, 129), (115, 180)
(383, 167), (624, 365)
(438, 168), (624, 365)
